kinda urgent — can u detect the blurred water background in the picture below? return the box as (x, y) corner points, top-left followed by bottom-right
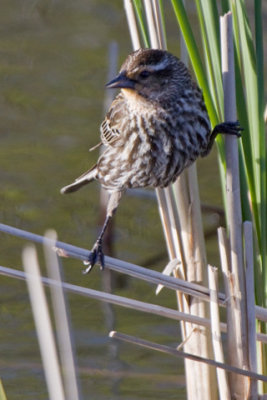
(0, 1), (265, 399)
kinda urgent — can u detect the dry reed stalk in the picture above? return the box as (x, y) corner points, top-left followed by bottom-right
(157, 188), (182, 260)
(169, 8), (216, 396)
(144, 0), (216, 397)
(218, 227), (249, 398)
(143, 0), (187, 277)
(124, 0), (141, 50)
(2, 221), (267, 324)
(124, 0), (180, 266)
(43, 230), (81, 400)
(0, 264), (220, 327)
(244, 221), (258, 399)
(208, 265), (231, 399)
(161, 191), (189, 344)
(218, 227), (238, 396)
(144, 0), (158, 47)
(109, 331), (267, 383)
(143, 0), (184, 274)
(22, 245), (66, 400)
(173, 168), (217, 400)
(220, 12), (249, 398)
(0, 222), (217, 298)
(3, 263), (267, 345)
(151, 0), (166, 49)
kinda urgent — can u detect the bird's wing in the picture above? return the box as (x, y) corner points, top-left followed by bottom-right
(100, 93), (125, 146)
(100, 118), (120, 146)
(61, 95), (127, 194)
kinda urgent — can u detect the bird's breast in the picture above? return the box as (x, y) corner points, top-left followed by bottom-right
(97, 91), (211, 190)
(121, 88), (156, 114)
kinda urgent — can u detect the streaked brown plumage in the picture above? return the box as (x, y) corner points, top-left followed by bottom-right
(61, 48), (241, 272)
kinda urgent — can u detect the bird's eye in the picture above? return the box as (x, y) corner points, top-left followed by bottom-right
(139, 70), (150, 79)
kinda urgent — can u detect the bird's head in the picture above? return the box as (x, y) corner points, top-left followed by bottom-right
(106, 48), (193, 103)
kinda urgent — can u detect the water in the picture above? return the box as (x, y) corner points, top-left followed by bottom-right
(0, 1), (227, 398)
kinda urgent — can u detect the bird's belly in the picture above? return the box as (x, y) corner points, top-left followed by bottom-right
(97, 141), (155, 190)
(97, 119), (209, 190)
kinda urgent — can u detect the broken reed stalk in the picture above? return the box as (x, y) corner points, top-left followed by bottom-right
(220, 12), (249, 397)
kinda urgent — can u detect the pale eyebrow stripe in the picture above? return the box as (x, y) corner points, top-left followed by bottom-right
(132, 57), (168, 74)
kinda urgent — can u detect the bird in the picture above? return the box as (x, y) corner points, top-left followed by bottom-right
(61, 48), (241, 273)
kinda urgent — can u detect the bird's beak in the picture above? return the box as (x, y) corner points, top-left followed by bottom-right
(106, 72), (136, 89)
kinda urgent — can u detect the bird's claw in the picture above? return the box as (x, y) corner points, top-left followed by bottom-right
(83, 239), (105, 274)
(219, 121), (243, 138)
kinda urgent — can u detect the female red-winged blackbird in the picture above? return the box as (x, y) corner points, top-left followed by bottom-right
(61, 48), (241, 272)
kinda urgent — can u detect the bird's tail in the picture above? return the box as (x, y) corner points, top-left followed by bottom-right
(60, 165), (98, 194)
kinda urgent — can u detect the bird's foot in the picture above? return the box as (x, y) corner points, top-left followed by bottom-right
(83, 239), (105, 274)
(203, 120), (243, 157)
(214, 121), (243, 138)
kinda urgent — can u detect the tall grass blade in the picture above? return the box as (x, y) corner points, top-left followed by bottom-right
(133, 0), (150, 46)
(254, 0), (266, 307)
(198, 0), (223, 119)
(170, 0), (218, 127)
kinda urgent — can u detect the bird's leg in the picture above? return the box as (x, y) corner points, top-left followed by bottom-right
(83, 190), (123, 274)
(83, 215), (111, 274)
(203, 121), (243, 156)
